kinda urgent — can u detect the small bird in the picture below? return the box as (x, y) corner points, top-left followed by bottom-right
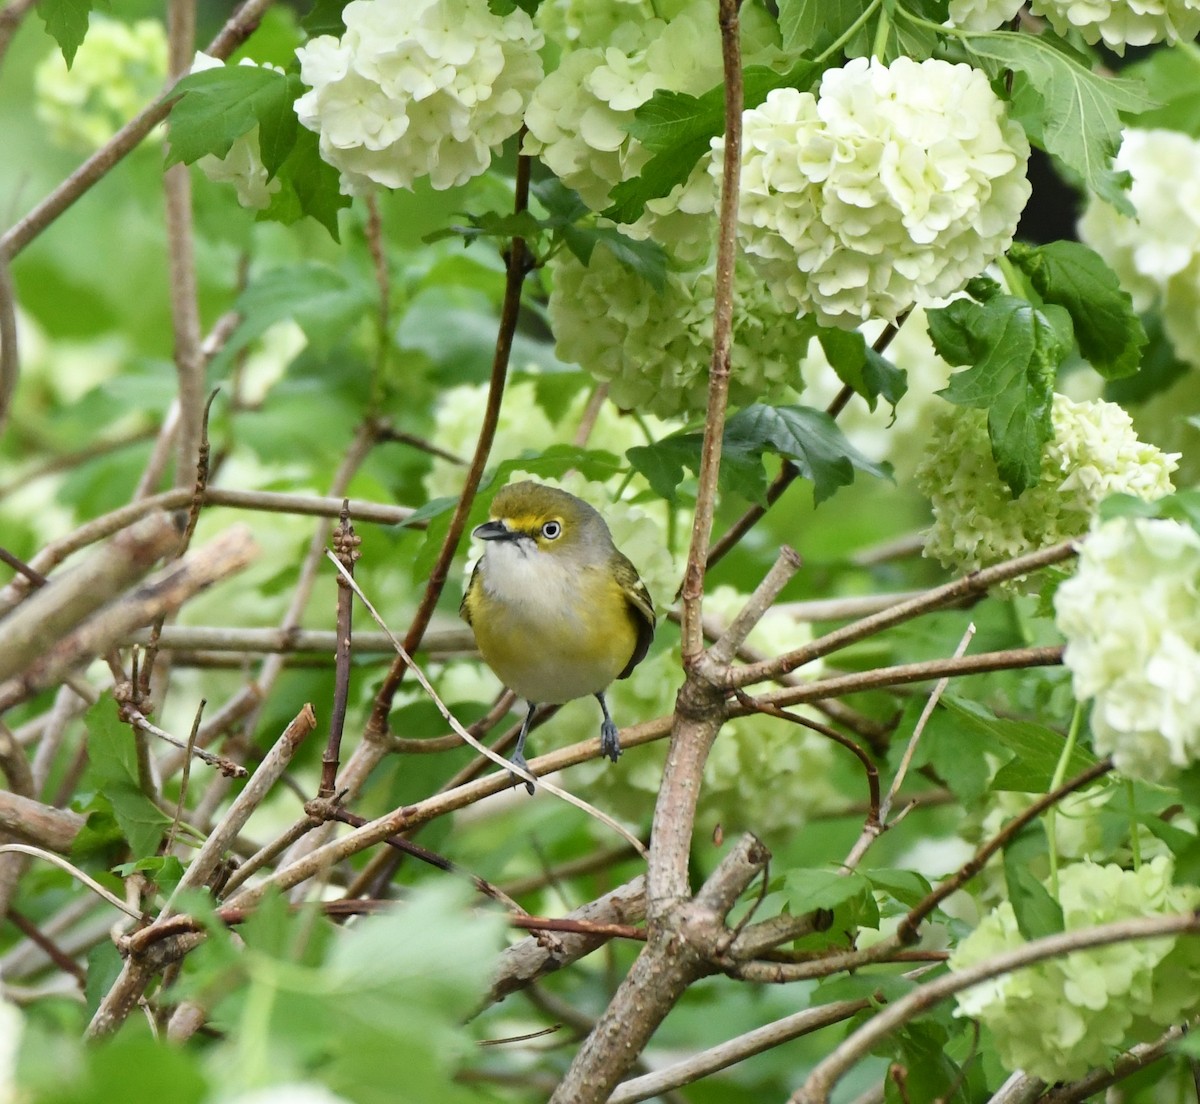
(460, 481), (656, 792)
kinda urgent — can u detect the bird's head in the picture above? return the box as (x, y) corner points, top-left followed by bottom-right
(472, 481), (611, 560)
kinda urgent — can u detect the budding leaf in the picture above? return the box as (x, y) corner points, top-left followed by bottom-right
(1009, 240), (1146, 379)
(928, 294), (1069, 497)
(38, 0), (92, 68)
(964, 32), (1156, 216)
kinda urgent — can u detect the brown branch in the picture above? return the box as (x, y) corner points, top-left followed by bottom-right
(0, 525), (259, 714)
(728, 542), (1077, 687)
(0, 0), (38, 70)
(4, 908), (87, 985)
(0, 243), (16, 438)
(0, 512), (180, 683)
(678, 0), (743, 663)
(0, 488), (413, 616)
(0, 790), (85, 853)
(320, 507), (359, 798)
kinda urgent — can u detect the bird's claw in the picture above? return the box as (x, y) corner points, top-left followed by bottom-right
(509, 750), (536, 795)
(600, 719), (622, 763)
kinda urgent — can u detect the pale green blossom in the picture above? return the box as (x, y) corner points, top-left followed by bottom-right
(1079, 128), (1200, 369)
(1032, 0), (1200, 50)
(548, 244), (811, 418)
(294, 0), (543, 192)
(0, 998), (20, 1104)
(35, 16), (167, 151)
(1056, 516), (1200, 781)
(951, 858), (1200, 1082)
(946, 0), (1024, 29)
(718, 57), (1030, 328)
(916, 394), (1177, 574)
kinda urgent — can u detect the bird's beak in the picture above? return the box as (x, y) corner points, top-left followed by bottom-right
(472, 519), (515, 542)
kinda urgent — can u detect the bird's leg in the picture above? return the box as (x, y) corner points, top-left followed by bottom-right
(596, 692), (621, 763)
(509, 701), (538, 795)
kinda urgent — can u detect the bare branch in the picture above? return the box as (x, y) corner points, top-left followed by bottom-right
(0, 791), (84, 853)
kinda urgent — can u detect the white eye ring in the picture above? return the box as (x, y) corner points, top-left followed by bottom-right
(541, 520), (562, 540)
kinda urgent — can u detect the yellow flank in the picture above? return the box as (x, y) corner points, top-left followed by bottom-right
(464, 565), (639, 704)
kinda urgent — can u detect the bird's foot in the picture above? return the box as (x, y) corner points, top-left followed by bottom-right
(600, 718), (622, 763)
(509, 750), (536, 795)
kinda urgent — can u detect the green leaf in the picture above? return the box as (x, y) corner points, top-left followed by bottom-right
(963, 33), (1156, 217)
(111, 856), (186, 897)
(1104, 310), (1188, 404)
(209, 263), (373, 376)
(816, 326), (907, 413)
(85, 942), (124, 1019)
(83, 699), (170, 858)
(1008, 241), (1145, 379)
(1123, 45), (1200, 136)
(777, 0), (869, 52)
(562, 224), (669, 293)
(939, 696), (1097, 792)
(865, 868), (933, 908)
(38, 0), (92, 67)
(166, 67), (303, 175)
(929, 294), (1068, 496)
(263, 125), (351, 241)
(724, 403), (893, 505)
(1004, 842), (1064, 940)
(302, 0), (349, 36)
(784, 868), (872, 912)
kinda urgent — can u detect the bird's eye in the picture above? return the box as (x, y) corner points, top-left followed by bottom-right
(541, 520), (562, 540)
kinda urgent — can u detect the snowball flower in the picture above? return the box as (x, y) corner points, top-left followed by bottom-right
(947, 0), (1025, 28)
(35, 16), (167, 151)
(718, 57), (1031, 328)
(294, 0), (543, 191)
(916, 393), (1177, 574)
(1079, 129), (1200, 370)
(524, 0), (779, 249)
(1055, 516), (1200, 781)
(548, 244), (812, 418)
(191, 54), (282, 209)
(1031, 0), (1200, 51)
(951, 858), (1200, 1082)
(0, 999), (20, 1104)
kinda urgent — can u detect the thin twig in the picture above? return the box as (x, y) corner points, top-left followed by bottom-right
(320, 506), (359, 798)
(0, 845), (142, 918)
(879, 623), (975, 823)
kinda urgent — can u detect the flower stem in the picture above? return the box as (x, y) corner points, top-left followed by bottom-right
(816, 0), (885, 63)
(1046, 703), (1084, 897)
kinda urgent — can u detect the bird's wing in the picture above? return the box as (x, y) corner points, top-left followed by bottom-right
(615, 553), (656, 679)
(459, 561), (483, 626)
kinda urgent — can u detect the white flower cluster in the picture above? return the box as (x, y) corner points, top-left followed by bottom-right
(536, 0), (683, 51)
(1032, 0), (1200, 50)
(524, 0), (779, 252)
(547, 245), (812, 418)
(34, 16), (167, 152)
(718, 57), (1031, 329)
(294, 0), (543, 192)
(1055, 516), (1200, 781)
(1079, 129), (1200, 370)
(524, 2), (722, 211)
(191, 54), (282, 210)
(951, 857), (1200, 1082)
(946, 0), (1024, 28)
(915, 393), (1177, 574)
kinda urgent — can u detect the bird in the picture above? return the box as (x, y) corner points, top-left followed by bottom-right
(460, 481), (656, 793)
